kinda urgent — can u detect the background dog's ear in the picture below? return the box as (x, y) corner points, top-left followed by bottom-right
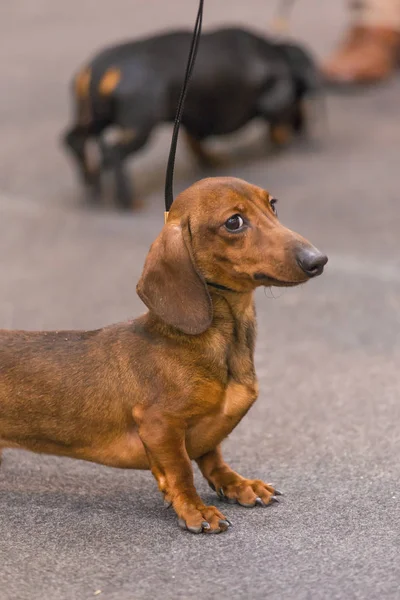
(137, 223), (213, 335)
(257, 76), (295, 117)
(275, 42), (321, 94)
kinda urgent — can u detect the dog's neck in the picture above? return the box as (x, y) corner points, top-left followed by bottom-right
(141, 290), (257, 384)
(207, 287), (254, 316)
(208, 289), (256, 339)
(143, 288), (255, 342)
(208, 289), (257, 384)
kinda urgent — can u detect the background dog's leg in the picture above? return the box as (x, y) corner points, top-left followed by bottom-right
(136, 411), (230, 534)
(101, 128), (151, 210)
(63, 126), (102, 202)
(269, 99), (311, 148)
(292, 99), (307, 135)
(197, 446), (281, 508)
(184, 131), (226, 168)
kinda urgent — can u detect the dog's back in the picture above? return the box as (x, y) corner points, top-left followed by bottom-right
(72, 27), (292, 133)
(63, 28), (319, 208)
(0, 326), (138, 457)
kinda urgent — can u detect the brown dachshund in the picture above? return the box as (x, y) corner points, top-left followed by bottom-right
(0, 177), (327, 534)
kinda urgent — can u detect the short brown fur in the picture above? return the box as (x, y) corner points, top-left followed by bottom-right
(0, 177), (326, 534)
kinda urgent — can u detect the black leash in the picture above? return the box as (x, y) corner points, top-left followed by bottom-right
(164, 0), (204, 223)
(163, 0), (299, 223)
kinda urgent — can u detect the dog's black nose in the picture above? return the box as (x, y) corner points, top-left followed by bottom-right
(297, 247), (328, 277)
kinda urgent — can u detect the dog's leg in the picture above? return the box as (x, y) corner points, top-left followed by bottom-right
(292, 99), (307, 135)
(184, 131), (226, 168)
(101, 128), (151, 210)
(196, 446), (281, 508)
(269, 98), (311, 148)
(136, 411), (231, 533)
(63, 126), (102, 203)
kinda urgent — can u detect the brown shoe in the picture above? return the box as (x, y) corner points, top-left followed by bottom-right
(322, 26), (400, 84)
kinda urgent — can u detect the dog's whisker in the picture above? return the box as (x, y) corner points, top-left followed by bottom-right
(263, 286), (287, 300)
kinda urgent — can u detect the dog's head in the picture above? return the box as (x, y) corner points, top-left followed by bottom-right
(275, 42), (321, 97)
(137, 177), (327, 334)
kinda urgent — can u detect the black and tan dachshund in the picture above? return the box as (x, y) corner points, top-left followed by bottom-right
(63, 28), (320, 209)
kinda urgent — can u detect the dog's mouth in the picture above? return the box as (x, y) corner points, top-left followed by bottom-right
(253, 273), (308, 287)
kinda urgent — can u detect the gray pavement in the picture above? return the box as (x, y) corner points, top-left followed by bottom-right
(1, 2), (400, 599)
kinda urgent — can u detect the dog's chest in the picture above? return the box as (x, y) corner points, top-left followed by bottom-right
(186, 313), (258, 458)
(222, 379), (258, 418)
(186, 378), (258, 459)
(216, 308), (257, 414)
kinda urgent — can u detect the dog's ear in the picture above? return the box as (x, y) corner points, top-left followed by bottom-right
(257, 76), (295, 116)
(275, 43), (321, 93)
(137, 223), (213, 335)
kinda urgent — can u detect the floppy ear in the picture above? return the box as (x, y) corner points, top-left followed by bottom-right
(257, 76), (295, 116)
(276, 43), (321, 93)
(136, 223), (213, 335)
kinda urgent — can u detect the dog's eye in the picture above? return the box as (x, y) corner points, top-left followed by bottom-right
(270, 198), (278, 216)
(225, 214), (245, 232)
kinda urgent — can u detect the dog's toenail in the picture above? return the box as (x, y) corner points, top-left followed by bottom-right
(218, 519), (230, 529)
(270, 495), (280, 503)
(202, 521), (211, 530)
(255, 497), (265, 507)
(218, 487), (225, 497)
(187, 525), (203, 534)
(178, 518), (187, 530)
(208, 482), (216, 492)
(274, 489), (283, 496)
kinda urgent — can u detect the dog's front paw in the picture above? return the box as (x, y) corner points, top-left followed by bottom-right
(176, 503), (232, 534)
(211, 477), (282, 508)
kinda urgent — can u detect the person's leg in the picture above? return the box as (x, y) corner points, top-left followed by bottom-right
(322, 0), (400, 84)
(360, 0), (400, 29)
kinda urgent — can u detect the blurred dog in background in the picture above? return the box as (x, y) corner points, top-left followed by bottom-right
(63, 27), (320, 210)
